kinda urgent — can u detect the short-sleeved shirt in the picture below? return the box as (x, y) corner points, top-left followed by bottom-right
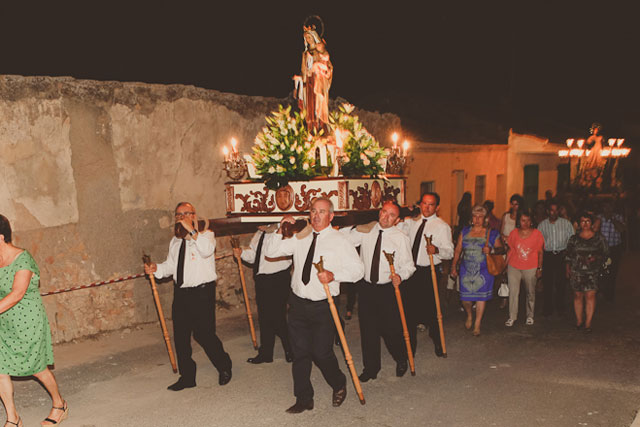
(507, 228), (545, 270)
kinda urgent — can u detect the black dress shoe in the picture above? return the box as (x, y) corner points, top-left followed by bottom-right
(285, 399), (314, 414)
(218, 370), (232, 386)
(434, 343), (444, 358)
(285, 351), (294, 363)
(332, 384), (347, 407)
(247, 354), (273, 364)
(396, 360), (408, 377)
(358, 371), (377, 382)
(167, 378), (196, 391)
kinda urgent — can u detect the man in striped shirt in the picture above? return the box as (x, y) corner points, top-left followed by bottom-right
(537, 201), (575, 316)
(597, 200), (626, 302)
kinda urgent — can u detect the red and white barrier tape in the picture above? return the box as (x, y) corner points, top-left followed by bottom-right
(40, 252), (233, 296)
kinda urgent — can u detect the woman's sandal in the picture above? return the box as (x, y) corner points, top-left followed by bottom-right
(6, 418), (23, 427)
(41, 401), (69, 426)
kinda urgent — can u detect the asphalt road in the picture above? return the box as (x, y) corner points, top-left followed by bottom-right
(9, 253), (640, 427)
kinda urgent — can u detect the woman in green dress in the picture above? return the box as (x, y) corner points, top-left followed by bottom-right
(0, 215), (68, 426)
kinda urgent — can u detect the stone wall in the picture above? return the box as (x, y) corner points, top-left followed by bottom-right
(0, 75), (400, 343)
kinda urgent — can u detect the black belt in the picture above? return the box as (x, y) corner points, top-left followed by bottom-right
(177, 280), (215, 290)
(364, 280), (392, 286)
(544, 250), (565, 255)
(291, 293), (326, 304)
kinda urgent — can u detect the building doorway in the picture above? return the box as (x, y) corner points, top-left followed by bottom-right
(451, 170), (465, 226)
(523, 164), (539, 209)
(557, 163), (570, 195)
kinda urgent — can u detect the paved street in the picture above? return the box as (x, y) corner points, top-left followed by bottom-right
(10, 253), (640, 427)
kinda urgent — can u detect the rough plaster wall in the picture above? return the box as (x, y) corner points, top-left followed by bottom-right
(0, 99), (77, 229)
(0, 75), (400, 343)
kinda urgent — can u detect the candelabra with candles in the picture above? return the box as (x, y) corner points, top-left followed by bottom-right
(222, 137), (247, 180)
(559, 137), (630, 158)
(386, 132), (410, 175)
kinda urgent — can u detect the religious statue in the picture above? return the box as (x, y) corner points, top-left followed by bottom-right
(293, 16), (333, 133)
(576, 123), (620, 192)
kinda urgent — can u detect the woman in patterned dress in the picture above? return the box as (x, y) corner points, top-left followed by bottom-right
(0, 215), (68, 426)
(451, 205), (504, 336)
(565, 211), (609, 332)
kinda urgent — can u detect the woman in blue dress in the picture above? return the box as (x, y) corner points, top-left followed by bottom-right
(451, 205), (504, 336)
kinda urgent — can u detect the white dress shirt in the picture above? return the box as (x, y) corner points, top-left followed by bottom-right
(154, 231), (217, 287)
(398, 214), (454, 267)
(343, 223), (416, 283)
(265, 225), (364, 301)
(241, 230), (292, 274)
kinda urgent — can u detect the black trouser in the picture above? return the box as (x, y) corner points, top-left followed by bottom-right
(542, 251), (567, 315)
(600, 244), (623, 301)
(172, 281), (231, 382)
(358, 281), (407, 376)
(401, 266), (441, 355)
(344, 281), (359, 313)
(287, 294), (346, 402)
(255, 269), (292, 359)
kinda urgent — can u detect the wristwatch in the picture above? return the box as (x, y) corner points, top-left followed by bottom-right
(189, 229), (197, 236)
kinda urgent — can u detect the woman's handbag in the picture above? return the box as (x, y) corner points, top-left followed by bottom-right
(485, 229), (507, 276)
(498, 282), (509, 297)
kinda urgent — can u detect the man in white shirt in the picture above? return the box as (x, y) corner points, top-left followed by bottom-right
(144, 202), (232, 391)
(265, 197), (364, 414)
(344, 200), (416, 382)
(233, 227), (293, 364)
(398, 192), (454, 357)
(537, 201), (574, 316)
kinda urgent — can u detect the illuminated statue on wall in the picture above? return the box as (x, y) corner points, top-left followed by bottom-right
(293, 16), (333, 133)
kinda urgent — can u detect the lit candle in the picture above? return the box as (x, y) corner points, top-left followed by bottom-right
(222, 146), (229, 161)
(231, 137), (238, 153)
(335, 130), (343, 149)
(402, 140), (409, 156)
(392, 132), (399, 149)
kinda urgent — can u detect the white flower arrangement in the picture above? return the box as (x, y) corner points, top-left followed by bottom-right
(251, 105), (318, 190)
(329, 103), (388, 177)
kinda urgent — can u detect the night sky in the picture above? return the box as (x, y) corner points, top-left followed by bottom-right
(3, 1), (638, 139)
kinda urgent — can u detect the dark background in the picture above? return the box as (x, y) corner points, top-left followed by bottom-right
(2, 1), (638, 141)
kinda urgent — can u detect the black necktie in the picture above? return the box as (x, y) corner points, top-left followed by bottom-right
(253, 231), (266, 278)
(302, 232), (319, 285)
(370, 229), (383, 284)
(412, 219), (427, 263)
(176, 239), (186, 287)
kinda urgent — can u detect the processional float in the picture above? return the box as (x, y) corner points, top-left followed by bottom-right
(148, 16), (420, 389)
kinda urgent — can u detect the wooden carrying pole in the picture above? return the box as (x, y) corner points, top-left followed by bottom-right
(313, 257), (366, 405)
(230, 237), (258, 350)
(424, 235), (447, 358)
(142, 254), (178, 373)
(383, 251), (415, 376)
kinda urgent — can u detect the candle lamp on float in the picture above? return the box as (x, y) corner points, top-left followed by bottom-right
(386, 132), (410, 175)
(222, 137), (248, 180)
